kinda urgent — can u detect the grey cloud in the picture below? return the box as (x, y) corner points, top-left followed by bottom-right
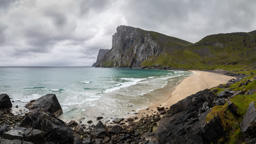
(0, 0), (256, 66)
(44, 9), (67, 27)
(78, 0), (113, 15)
(0, 0), (17, 10)
(122, 0), (256, 42)
(0, 24), (7, 44)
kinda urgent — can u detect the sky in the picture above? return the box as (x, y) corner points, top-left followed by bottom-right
(0, 0), (255, 66)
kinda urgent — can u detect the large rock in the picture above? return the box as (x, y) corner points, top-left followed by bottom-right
(20, 110), (77, 144)
(25, 94), (63, 117)
(24, 128), (45, 144)
(167, 89), (215, 115)
(0, 138), (33, 144)
(0, 124), (8, 136)
(109, 125), (122, 134)
(0, 94), (12, 109)
(155, 89), (215, 144)
(91, 121), (108, 138)
(227, 101), (238, 116)
(217, 90), (233, 98)
(240, 101), (256, 137)
(113, 118), (124, 124)
(201, 115), (224, 143)
(2, 127), (26, 140)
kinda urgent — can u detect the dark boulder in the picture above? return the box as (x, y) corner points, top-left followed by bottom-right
(0, 138), (33, 144)
(20, 110), (77, 144)
(248, 89), (256, 95)
(157, 107), (166, 115)
(74, 137), (83, 144)
(157, 107), (165, 111)
(109, 125), (122, 134)
(245, 79), (251, 85)
(68, 120), (78, 127)
(213, 98), (226, 105)
(83, 137), (94, 144)
(113, 118), (124, 124)
(155, 89), (215, 144)
(0, 94), (12, 109)
(168, 89), (215, 115)
(0, 124), (8, 136)
(91, 121), (108, 138)
(24, 128), (45, 144)
(201, 115), (224, 143)
(25, 94), (63, 117)
(231, 91), (242, 98)
(227, 101), (238, 116)
(217, 90), (233, 98)
(97, 116), (103, 121)
(202, 102), (209, 112)
(240, 101), (256, 137)
(2, 127), (26, 140)
(87, 120), (93, 124)
(125, 118), (134, 122)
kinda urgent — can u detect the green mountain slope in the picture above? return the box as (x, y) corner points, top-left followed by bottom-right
(94, 26), (256, 70)
(142, 31), (256, 70)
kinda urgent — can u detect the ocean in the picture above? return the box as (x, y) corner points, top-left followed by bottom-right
(0, 67), (191, 123)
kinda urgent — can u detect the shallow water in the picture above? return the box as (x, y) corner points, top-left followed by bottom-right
(0, 67), (191, 122)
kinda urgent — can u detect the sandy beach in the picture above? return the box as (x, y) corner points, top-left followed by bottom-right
(134, 70), (235, 118)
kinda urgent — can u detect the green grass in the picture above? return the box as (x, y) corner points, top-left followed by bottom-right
(230, 94), (256, 115)
(205, 72), (256, 143)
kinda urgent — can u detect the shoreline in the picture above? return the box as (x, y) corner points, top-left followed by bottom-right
(6, 70), (235, 125)
(0, 70), (242, 143)
(128, 70), (235, 121)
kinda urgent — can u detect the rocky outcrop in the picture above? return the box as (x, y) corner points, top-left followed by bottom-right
(240, 101), (256, 137)
(25, 94), (63, 117)
(0, 94), (12, 109)
(155, 89), (215, 143)
(19, 110), (78, 144)
(201, 115), (224, 143)
(92, 49), (109, 66)
(94, 25), (191, 68)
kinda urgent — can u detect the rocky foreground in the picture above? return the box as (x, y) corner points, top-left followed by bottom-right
(1, 71), (256, 143)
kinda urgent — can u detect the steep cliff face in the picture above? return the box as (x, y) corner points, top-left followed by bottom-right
(94, 25), (191, 68)
(92, 49), (109, 67)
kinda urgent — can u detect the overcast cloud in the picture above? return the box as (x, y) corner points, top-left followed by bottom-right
(0, 0), (255, 66)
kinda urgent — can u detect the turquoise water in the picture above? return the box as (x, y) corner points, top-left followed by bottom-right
(0, 67), (190, 122)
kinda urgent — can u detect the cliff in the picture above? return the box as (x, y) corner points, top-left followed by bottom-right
(93, 25), (256, 70)
(92, 49), (109, 67)
(93, 25), (191, 68)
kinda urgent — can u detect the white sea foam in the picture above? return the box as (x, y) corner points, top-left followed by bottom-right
(18, 93), (42, 103)
(50, 89), (64, 92)
(80, 81), (92, 84)
(104, 78), (146, 93)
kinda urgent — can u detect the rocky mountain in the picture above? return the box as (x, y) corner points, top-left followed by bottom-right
(93, 25), (191, 68)
(92, 49), (109, 67)
(93, 25), (256, 70)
